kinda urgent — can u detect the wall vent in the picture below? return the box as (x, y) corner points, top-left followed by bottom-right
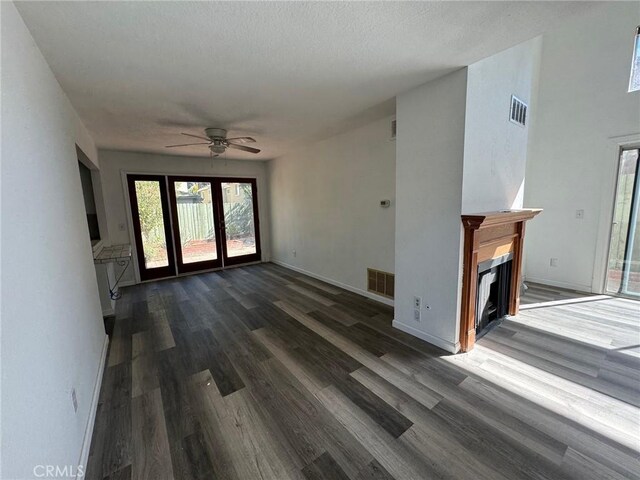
(390, 118), (397, 140)
(367, 268), (394, 299)
(509, 95), (528, 127)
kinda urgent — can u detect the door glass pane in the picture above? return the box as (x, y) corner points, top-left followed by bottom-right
(174, 181), (217, 263)
(134, 180), (169, 268)
(626, 203), (640, 295)
(221, 182), (257, 257)
(607, 149), (640, 295)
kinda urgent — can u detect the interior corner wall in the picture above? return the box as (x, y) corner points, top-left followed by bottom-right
(394, 68), (468, 353)
(524, 3), (640, 292)
(1, 2), (107, 478)
(97, 150), (271, 285)
(267, 115), (396, 303)
(462, 37), (542, 213)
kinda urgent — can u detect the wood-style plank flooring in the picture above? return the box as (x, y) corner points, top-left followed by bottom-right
(520, 282), (591, 306)
(86, 263), (640, 480)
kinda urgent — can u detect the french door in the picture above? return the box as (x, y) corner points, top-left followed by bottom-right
(216, 178), (262, 266)
(606, 147), (640, 297)
(168, 177), (223, 273)
(128, 174), (261, 281)
(127, 175), (177, 281)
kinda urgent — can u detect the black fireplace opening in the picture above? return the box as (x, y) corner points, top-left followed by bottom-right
(475, 254), (513, 338)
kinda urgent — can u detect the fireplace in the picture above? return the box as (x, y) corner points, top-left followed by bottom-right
(475, 254), (512, 338)
(459, 209), (542, 352)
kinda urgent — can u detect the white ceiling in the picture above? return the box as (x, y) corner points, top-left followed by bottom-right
(16, 1), (597, 161)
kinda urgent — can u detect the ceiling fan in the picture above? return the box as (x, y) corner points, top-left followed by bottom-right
(165, 128), (261, 155)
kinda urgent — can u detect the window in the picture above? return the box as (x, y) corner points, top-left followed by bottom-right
(629, 26), (640, 93)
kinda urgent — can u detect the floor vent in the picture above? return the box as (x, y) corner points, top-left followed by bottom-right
(509, 95), (528, 127)
(368, 268), (394, 299)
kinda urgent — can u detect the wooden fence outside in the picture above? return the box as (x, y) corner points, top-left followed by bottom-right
(176, 203), (214, 244)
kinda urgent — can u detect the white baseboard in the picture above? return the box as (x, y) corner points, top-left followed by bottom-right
(77, 334), (109, 479)
(524, 276), (592, 294)
(117, 279), (135, 288)
(271, 260), (394, 307)
(392, 319), (459, 353)
(102, 306), (114, 317)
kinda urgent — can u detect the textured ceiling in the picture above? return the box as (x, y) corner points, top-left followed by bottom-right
(16, 1), (597, 160)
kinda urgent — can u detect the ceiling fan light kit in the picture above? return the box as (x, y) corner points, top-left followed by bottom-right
(165, 128), (261, 155)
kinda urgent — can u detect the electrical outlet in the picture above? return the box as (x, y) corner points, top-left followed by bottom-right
(413, 296), (421, 309)
(71, 388), (78, 413)
(292, 249), (297, 257)
(550, 257), (559, 267)
(575, 209), (584, 220)
(414, 309), (421, 321)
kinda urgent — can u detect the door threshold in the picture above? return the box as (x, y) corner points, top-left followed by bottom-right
(137, 260), (265, 284)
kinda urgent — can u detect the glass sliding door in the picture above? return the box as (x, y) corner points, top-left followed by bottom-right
(218, 179), (262, 266)
(168, 177), (223, 273)
(127, 175), (176, 281)
(606, 148), (640, 296)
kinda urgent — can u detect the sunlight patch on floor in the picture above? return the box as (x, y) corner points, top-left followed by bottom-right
(443, 344), (640, 452)
(519, 295), (611, 311)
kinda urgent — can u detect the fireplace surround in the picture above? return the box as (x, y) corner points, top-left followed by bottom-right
(459, 209), (542, 352)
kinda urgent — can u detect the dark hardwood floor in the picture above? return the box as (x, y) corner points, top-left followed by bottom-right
(86, 263), (640, 480)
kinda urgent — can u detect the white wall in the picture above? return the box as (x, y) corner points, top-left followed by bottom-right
(98, 150), (271, 284)
(1, 3), (107, 478)
(268, 115), (396, 303)
(394, 69), (468, 352)
(524, 4), (640, 292)
(462, 38), (542, 213)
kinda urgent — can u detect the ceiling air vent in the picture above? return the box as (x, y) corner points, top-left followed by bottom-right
(390, 118), (397, 140)
(509, 95), (528, 127)
(368, 268), (394, 299)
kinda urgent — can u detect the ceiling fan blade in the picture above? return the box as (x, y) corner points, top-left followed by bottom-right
(181, 132), (211, 141)
(165, 142), (211, 148)
(227, 143), (261, 154)
(226, 136), (256, 144)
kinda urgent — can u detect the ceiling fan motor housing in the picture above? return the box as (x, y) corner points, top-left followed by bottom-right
(205, 128), (227, 140)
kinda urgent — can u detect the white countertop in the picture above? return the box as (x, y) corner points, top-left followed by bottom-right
(93, 244), (132, 264)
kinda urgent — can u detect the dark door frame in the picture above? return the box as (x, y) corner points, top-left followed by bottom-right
(216, 177), (263, 266)
(617, 148), (640, 296)
(167, 176), (224, 274)
(127, 174), (177, 281)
